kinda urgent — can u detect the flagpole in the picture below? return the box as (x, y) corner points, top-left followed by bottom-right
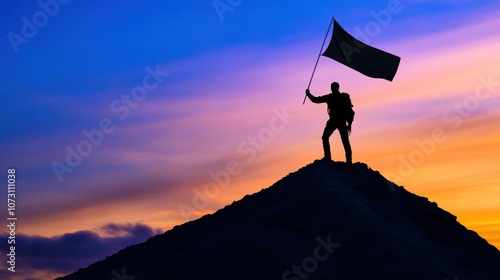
(303, 17), (334, 104)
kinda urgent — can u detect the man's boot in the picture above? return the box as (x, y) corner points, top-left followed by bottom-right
(322, 140), (332, 161)
(346, 153), (352, 164)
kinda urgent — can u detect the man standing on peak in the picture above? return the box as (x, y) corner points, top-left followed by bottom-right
(306, 82), (354, 164)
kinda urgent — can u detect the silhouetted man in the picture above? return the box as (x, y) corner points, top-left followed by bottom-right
(306, 82), (352, 164)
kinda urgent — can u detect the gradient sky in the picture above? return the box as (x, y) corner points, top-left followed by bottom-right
(1, 0), (500, 279)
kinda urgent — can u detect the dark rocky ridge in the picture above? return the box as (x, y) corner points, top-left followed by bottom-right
(59, 160), (500, 280)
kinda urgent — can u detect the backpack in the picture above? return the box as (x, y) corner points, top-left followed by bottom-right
(341, 92), (355, 124)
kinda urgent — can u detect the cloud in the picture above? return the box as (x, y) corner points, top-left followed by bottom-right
(0, 223), (162, 279)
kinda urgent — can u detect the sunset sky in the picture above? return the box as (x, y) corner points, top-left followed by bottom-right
(1, 0), (499, 279)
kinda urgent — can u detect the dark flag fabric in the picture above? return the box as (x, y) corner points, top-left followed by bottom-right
(322, 20), (401, 81)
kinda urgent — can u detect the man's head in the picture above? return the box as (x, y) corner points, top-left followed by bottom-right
(331, 82), (340, 93)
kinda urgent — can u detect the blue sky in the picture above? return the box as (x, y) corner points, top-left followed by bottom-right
(0, 0), (493, 142)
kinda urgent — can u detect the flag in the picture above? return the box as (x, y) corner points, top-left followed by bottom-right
(322, 20), (401, 81)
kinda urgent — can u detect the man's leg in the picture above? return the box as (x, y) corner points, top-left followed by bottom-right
(338, 126), (352, 164)
(321, 120), (336, 160)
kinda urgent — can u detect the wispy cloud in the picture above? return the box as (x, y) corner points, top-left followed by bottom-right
(0, 223), (161, 279)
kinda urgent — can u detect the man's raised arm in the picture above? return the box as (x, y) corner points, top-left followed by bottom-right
(305, 89), (327, 104)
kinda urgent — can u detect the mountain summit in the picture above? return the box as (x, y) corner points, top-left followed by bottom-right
(59, 161), (500, 280)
